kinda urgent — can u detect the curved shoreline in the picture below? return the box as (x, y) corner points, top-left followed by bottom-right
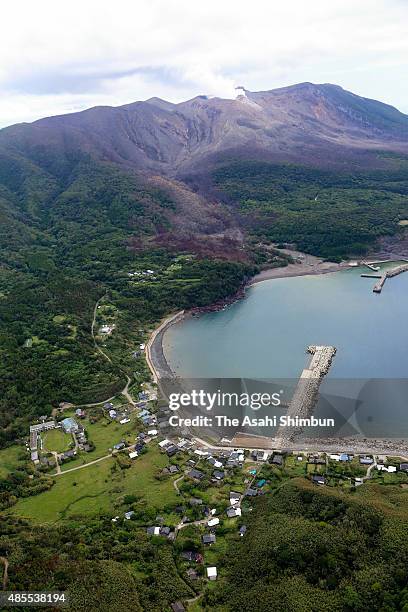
(145, 310), (185, 383)
(144, 258), (408, 453)
(144, 257), (400, 383)
(145, 255), (356, 383)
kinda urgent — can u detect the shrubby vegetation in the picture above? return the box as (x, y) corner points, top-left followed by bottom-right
(206, 480), (408, 611)
(213, 160), (408, 259)
(0, 515), (192, 611)
(0, 157), (254, 446)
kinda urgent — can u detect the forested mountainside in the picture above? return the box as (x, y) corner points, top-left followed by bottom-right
(3, 476), (408, 611)
(1, 83), (408, 442)
(0, 154), (255, 445)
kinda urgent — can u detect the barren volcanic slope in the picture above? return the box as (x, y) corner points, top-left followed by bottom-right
(1, 82), (408, 259)
(1, 83), (408, 175)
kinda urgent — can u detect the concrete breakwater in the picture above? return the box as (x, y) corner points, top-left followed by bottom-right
(362, 261), (380, 272)
(373, 263), (408, 293)
(275, 345), (336, 447)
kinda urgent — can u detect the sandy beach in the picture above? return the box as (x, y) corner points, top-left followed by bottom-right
(249, 248), (348, 285)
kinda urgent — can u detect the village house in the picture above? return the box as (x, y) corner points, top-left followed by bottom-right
(230, 492), (241, 506)
(160, 526), (171, 537)
(377, 464), (397, 473)
(113, 442), (126, 451)
(146, 526), (161, 536)
(252, 450), (268, 461)
(181, 551), (202, 563)
(60, 449), (77, 462)
(188, 469), (204, 481)
(207, 456), (223, 468)
(271, 453), (283, 465)
(212, 470), (225, 481)
(166, 444), (179, 457)
(226, 506), (242, 518)
(312, 474), (325, 485)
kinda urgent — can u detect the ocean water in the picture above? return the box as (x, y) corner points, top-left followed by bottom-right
(163, 263), (408, 437)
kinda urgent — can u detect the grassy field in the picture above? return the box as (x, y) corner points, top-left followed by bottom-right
(59, 413), (141, 472)
(42, 429), (72, 453)
(11, 443), (178, 522)
(0, 445), (26, 478)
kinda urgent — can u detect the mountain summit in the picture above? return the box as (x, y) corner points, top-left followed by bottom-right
(1, 83), (407, 175)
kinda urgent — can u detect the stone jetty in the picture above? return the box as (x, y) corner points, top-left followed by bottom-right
(373, 263), (408, 293)
(275, 345), (336, 447)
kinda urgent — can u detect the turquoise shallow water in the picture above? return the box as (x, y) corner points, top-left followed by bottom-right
(163, 263), (408, 437)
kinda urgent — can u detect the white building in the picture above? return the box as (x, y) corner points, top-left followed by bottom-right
(230, 493), (240, 506)
(207, 566), (217, 580)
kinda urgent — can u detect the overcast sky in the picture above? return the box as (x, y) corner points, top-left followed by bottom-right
(0, 0), (407, 127)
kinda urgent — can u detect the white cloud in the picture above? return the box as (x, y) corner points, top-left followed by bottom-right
(0, 0), (407, 126)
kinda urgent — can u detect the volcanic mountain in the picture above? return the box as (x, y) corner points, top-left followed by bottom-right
(1, 82), (408, 267)
(2, 83), (408, 433)
(1, 82), (408, 178)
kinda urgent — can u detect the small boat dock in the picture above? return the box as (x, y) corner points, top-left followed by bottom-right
(372, 262), (408, 294)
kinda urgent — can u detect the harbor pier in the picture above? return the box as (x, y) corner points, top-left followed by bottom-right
(372, 263), (408, 293)
(275, 345), (336, 447)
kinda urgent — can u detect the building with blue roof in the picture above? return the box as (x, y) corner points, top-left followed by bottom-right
(61, 417), (79, 434)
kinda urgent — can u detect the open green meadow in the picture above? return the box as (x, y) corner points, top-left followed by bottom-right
(0, 445), (26, 478)
(11, 444), (178, 522)
(59, 413), (141, 471)
(42, 428), (72, 453)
